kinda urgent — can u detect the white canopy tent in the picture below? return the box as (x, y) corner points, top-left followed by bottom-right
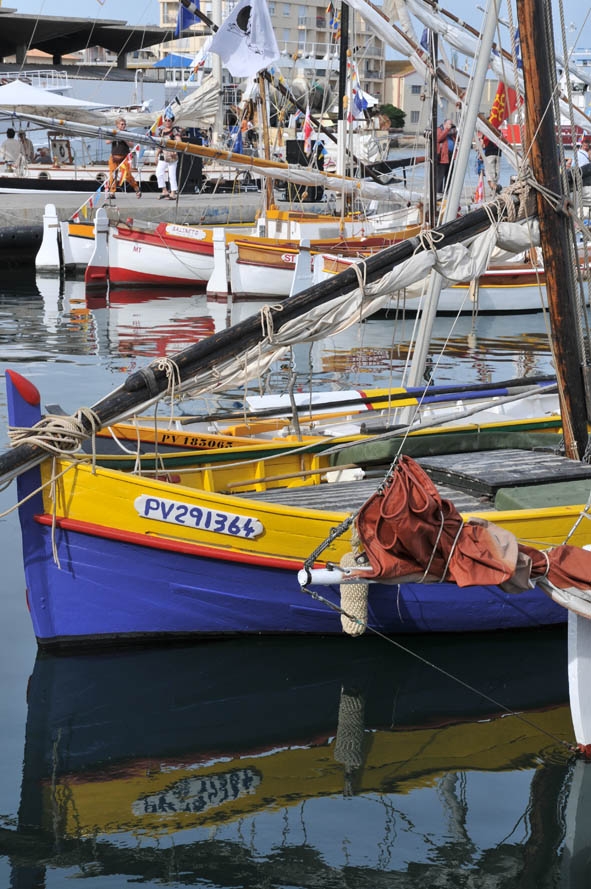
(0, 79), (108, 117)
(0, 76), (219, 130)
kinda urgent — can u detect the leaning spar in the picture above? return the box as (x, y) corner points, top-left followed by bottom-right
(8, 113), (418, 205)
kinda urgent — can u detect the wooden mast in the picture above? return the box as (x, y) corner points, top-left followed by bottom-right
(258, 73), (275, 213)
(517, 0), (589, 459)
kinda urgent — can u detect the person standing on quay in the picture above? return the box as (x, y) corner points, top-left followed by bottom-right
(106, 117), (141, 198)
(18, 131), (35, 163)
(156, 115), (182, 199)
(478, 129), (502, 195)
(436, 118), (456, 195)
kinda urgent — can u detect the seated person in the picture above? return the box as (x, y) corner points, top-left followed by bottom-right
(34, 146), (52, 164)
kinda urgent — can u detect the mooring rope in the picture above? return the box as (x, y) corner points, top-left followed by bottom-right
(8, 407), (101, 457)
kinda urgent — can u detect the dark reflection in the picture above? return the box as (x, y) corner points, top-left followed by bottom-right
(0, 267), (40, 296)
(3, 628), (586, 887)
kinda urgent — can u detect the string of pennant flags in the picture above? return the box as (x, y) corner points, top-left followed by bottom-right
(70, 145), (140, 222)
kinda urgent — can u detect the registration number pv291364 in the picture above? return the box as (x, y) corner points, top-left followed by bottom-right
(135, 495), (263, 539)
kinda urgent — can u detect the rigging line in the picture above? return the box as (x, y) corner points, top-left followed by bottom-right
(556, 0), (579, 154)
(299, 584), (579, 755)
(319, 382), (560, 457)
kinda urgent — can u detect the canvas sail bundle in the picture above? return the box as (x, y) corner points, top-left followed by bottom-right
(353, 454), (591, 614)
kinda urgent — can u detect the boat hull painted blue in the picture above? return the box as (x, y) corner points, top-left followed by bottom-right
(20, 512), (565, 645)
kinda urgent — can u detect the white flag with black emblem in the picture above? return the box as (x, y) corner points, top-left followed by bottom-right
(209, 0), (279, 79)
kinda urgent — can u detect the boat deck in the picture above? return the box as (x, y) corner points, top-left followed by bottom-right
(242, 448), (591, 513)
(242, 476), (489, 513)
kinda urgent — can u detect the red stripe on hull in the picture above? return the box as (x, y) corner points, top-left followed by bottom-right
(108, 268), (209, 287)
(35, 513), (309, 571)
(114, 226), (214, 255)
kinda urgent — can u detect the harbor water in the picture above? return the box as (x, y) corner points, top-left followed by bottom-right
(0, 268), (588, 887)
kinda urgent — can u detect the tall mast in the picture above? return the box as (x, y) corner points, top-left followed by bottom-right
(336, 1), (350, 180)
(258, 73), (274, 213)
(517, 0), (589, 459)
(428, 27), (438, 228)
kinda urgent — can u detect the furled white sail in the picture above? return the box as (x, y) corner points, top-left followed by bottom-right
(175, 217), (540, 400)
(405, 0), (591, 133)
(0, 76), (220, 130)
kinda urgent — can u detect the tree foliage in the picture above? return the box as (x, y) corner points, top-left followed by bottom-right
(377, 104), (405, 129)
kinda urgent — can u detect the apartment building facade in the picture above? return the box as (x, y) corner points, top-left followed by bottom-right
(385, 60), (502, 134)
(157, 0), (386, 104)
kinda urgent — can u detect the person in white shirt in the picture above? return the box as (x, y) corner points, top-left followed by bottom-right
(567, 136), (591, 217)
(567, 137), (591, 170)
(0, 128), (22, 166)
(155, 115), (182, 199)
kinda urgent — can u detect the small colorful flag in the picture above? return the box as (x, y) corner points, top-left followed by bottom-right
(303, 105), (313, 154)
(514, 27), (523, 69)
(488, 82), (519, 129)
(175, 1), (201, 38)
(474, 172), (485, 204)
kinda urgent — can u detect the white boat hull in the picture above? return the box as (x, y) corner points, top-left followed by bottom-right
(108, 223), (215, 287)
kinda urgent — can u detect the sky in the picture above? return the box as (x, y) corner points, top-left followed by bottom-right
(6, 0), (591, 51)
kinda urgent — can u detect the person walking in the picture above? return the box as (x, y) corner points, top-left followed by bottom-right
(106, 117), (141, 198)
(566, 135), (591, 215)
(478, 130), (502, 194)
(155, 115), (182, 199)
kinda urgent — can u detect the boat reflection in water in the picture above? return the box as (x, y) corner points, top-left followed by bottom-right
(5, 628), (588, 885)
(0, 274), (555, 391)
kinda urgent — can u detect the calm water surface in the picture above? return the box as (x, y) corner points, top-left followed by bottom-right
(0, 270), (587, 887)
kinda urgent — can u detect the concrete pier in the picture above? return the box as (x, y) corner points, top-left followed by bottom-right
(0, 190), (266, 230)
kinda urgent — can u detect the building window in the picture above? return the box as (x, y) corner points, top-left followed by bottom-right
(268, 1), (275, 12)
(411, 84), (421, 94)
(283, 3), (291, 15)
(410, 110), (420, 123)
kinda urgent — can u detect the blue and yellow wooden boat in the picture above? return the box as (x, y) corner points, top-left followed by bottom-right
(6, 369), (591, 646)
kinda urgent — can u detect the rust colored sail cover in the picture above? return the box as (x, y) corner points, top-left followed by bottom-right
(355, 454), (591, 594)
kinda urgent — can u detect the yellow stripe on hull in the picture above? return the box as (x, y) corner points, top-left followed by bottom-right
(41, 458), (591, 564)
